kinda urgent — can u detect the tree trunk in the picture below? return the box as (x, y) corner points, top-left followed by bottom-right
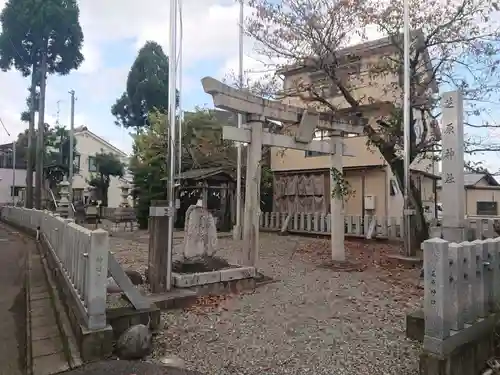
(100, 174), (109, 207)
(25, 68), (36, 209)
(390, 159), (429, 253)
(35, 49), (47, 209)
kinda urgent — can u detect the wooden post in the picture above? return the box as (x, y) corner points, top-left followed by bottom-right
(242, 115), (263, 266)
(148, 200), (170, 293)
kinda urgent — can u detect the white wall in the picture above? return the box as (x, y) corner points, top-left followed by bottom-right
(0, 168), (34, 205)
(73, 131), (128, 208)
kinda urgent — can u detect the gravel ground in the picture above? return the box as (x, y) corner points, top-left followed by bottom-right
(110, 231), (423, 375)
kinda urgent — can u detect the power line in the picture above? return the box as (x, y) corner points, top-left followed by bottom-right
(0, 115), (11, 137)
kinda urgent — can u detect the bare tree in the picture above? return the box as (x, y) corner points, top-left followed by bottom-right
(240, 0), (500, 247)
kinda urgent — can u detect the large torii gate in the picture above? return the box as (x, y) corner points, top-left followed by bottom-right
(201, 77), (366, 265)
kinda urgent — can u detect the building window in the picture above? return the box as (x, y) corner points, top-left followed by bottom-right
(476, 201), (497, 216)
(74, 154), (81, 173)
(10, 186), (22, 197)
(304, 130), (330, 157)
(88, 156), (97, 172)
(305, 150), (327, 157)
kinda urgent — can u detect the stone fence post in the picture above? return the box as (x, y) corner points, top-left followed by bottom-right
(422, 237), (500, 355)
(85, 229), (109, 330)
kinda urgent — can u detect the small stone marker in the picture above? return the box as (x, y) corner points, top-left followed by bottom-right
(182, 200), (218, 259)
(423, 238), (450, 343)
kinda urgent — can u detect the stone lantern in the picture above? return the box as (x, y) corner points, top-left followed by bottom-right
(57, 177), (70, 218)
(119, 181), (130, 208)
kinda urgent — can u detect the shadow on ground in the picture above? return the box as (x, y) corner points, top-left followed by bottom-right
(59, 361), (204, 375)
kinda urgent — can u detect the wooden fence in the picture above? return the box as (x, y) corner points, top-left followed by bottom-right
(422, 237), (500, 355)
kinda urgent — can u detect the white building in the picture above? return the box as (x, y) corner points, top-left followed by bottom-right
(0, 126), (130, 208)
(72, 126), (129, 208)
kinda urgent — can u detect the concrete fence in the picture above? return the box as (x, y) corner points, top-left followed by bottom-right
(421, 237), (500, 370)
(1, 206), (108, 330)
(259, 212), (404, 240)
(261, 212), (500, 241)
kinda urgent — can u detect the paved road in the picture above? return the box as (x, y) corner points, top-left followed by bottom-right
(0, 223), (27, 375)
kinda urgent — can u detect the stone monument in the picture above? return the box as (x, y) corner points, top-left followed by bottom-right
(440, 91), (466, 242)
(182, 199), (217, 259)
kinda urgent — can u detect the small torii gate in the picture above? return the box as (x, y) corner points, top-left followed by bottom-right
(201, 77), (365, 265)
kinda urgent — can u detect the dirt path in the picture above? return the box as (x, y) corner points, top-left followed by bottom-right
(0, 223), (27, 375)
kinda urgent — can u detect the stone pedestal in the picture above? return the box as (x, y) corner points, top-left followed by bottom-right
(57, 178), (70, 218)
(441, 226), (467, 242)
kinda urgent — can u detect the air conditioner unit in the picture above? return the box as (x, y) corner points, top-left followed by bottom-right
(364, 195), (376, 211)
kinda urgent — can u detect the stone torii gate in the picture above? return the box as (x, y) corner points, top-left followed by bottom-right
(201, 77), (366, 265)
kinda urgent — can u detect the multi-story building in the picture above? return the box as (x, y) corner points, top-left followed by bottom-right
(271, 34), (441, 220)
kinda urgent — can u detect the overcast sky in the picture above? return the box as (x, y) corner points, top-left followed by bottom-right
(0, 0), (498, 172)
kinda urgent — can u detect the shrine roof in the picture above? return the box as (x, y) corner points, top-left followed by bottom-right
(173, 167), (236, 182)
(436, 172), (499, 188)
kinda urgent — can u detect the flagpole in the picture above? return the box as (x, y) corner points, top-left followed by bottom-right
(177, 0), (183, 177)
(234, 0), (244, 240)
(403, 0), (412, 256)
(166, 0), (178, 291)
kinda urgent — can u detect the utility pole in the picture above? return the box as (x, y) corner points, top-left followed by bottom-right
(234, 0), (244, 240)
(69, 90), (75, 209)
(26, 74), (36, 208)
(0, 116), (16, 205)
(12, 141), (16, 205)
(35, 51), (47, 210)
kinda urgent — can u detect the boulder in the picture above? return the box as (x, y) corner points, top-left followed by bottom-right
(116, 324), (152, 360)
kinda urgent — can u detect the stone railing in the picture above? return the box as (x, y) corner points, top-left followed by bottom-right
(421, 237), (500, 372)
(464, 216), (499, 239)
(0, 206), (108, 330)
(259, 212), (404, 240)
